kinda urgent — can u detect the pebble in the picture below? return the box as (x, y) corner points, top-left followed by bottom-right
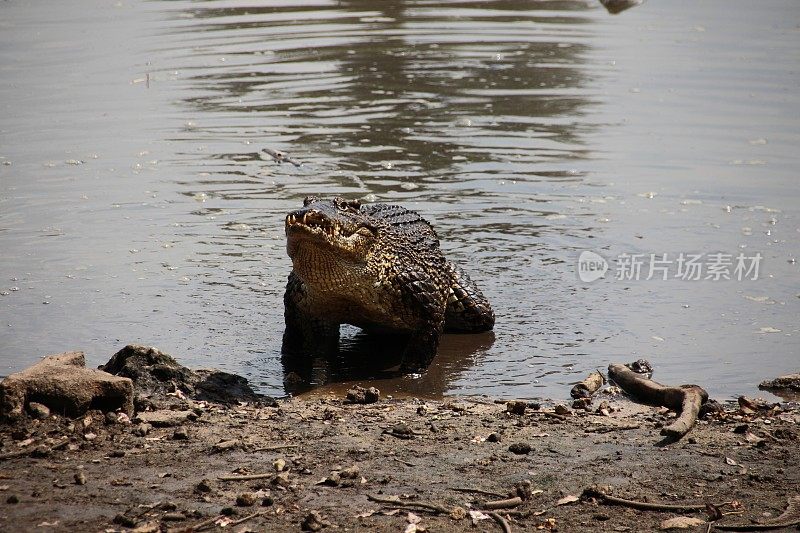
(508, 443), (532, 455)
(301, 510), (331, 532)
(554, 404), (572, 416)
(345, 386), (380, 404)
(236, 493), (257, 507)
(28, 402), (50, 419)
(134, 423), (152, 437)
(172, 427), (189, 440)
(113, 514), (136, 527)
(6, 495), (19, 504)
(74, 472), (87, 485)
(487, 432), (502, 442)
(195, 479), (214, 493)
(506, 400), (526, 415)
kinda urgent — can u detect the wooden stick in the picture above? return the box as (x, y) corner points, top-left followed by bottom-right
(571, 371), (605, 399)
(608, 363), (708, 439)
(249, 443), (299, 452)
(218, 473), (273, 481)
(712, 521), (800, 531)
(482, 497), (523, 510)
(488, 512), (512, 533)
(366, 494), (451, 515)
(229, 511), (263, 527)
(713, 495), (800, 531)
(583, 487), (713, 512)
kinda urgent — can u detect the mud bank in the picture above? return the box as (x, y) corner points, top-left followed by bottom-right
(0, 348), (798, 532)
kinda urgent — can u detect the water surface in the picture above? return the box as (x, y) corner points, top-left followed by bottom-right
(1, 0), (798, 400)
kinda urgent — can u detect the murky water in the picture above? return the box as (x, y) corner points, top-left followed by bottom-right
(1, 0), (798, 400)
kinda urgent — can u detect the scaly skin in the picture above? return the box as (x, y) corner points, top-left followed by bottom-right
(283, 196), (494, 373)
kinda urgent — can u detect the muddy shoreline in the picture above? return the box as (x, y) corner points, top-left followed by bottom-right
(0, 348), (798, 532)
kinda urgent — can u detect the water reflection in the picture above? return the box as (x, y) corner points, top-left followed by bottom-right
(156, 0), (602, 396)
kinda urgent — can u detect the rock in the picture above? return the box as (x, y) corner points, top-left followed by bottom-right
(6, 495), (19, 504)
(515, 480), (533, 500)
(344, 385), (380, 404)
(135, 410), (191, 428)
(220, 506), (236, 516)
(759, 373), (800, 391)
(572, 398), (592, 410)
(30, 445), (50, 458)
(554, 404), (572, 416)
(508, 443), (532, 455)
(626, 359), (653, 375)
(506, 400), (526, 415)
(74, 472), (87, 485)
(261, 496), (274, 507)
(161, 512), (185, 522)
(134, 423), (152, 437)
(272, 472), (291, 487)
(339, 465), (359, 479)
(660, 516), (706, 530)
(100, 344), (273, 405)
(0, 351), (133, 421)
(301, 510), (330, 531)
(212, 439), (239, 453)
(236, 493), (258, 507)
(487, 432), (501, 443)
(195, 479), (214, 493)
(113, 514), (137, 528)
(172, 427), (189, 440)
(390, 423), (414, 439)
(28, 402), (50, 419)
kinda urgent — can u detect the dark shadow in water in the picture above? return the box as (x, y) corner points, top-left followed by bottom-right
(282, 329), (496, 399)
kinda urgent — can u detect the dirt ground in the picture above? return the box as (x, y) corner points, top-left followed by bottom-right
(1, 377), (798, 533)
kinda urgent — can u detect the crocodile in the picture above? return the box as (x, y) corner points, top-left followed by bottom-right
(283, 196), (495, 374)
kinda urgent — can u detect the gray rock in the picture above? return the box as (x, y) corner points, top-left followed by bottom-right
(27, 402), (50, 419)
(101, 344), (275, 406)
(759, 373), (800, 391)
(0, 352), (133, 421)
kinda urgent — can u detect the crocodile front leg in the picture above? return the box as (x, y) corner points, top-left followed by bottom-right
(392, 266), (448, 374)
(282, 271), (340, 356)
(398, 320), (444, 374)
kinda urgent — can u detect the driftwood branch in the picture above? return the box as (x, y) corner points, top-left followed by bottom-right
(488, 511), (513, 533)
(712, 496), (800, 531)
(571, 371), (605, 399)
(482, 497), (523, 510)
(366, 494), (451, 515)
(582, 487), (714, 512)
(218, 473), (273, 481)
(608, 363), (708, 439)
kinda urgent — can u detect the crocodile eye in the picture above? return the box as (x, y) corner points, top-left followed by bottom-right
(334, 197), (361, 212)
(303, 196), (318, 207)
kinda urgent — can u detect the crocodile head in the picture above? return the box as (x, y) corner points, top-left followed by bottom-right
(285, 197), (378, 276)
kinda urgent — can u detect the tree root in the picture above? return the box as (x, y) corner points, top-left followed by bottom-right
(583, 487), (717, 512)
(608, 363), (708, 439)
